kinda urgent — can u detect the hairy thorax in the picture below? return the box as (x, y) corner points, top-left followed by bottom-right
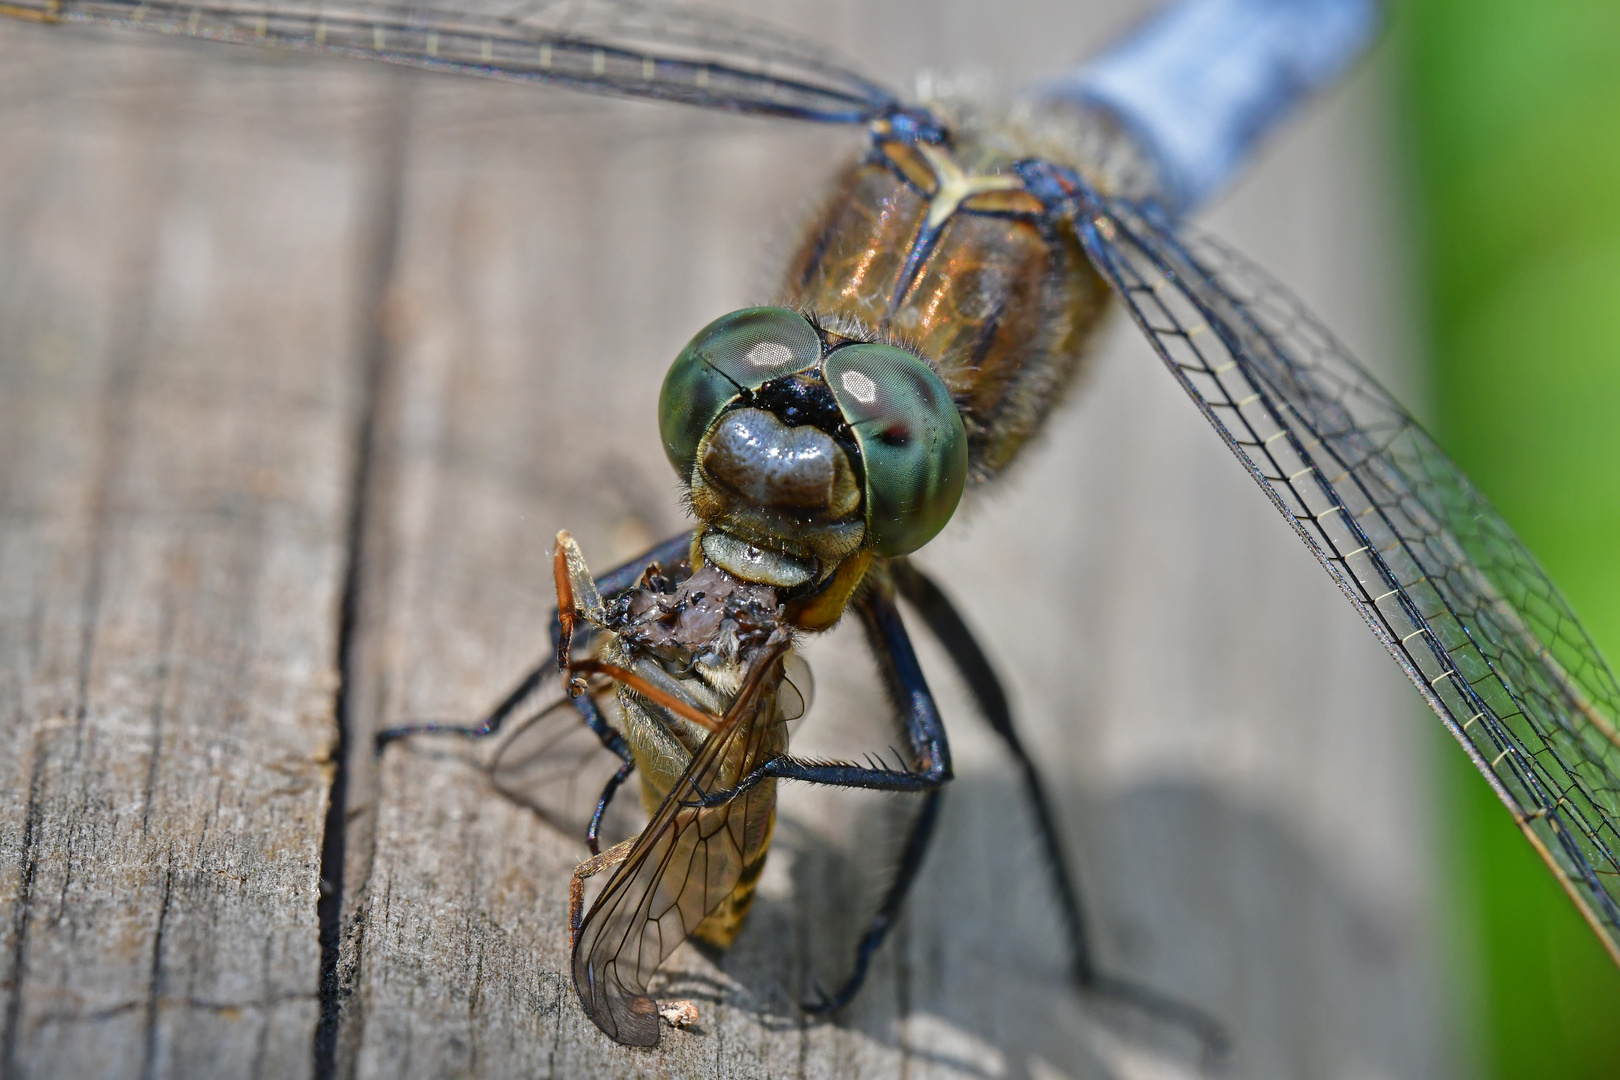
(777, 99), (1128, 484)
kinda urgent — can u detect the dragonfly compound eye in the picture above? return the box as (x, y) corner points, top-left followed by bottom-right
(658, 307), (822, 482)
(825, 343), (967, 557)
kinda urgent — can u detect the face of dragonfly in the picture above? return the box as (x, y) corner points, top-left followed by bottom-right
(657, 306), (967, 626)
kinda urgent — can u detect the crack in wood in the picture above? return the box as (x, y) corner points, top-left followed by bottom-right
(1, 741), (45, 1079)
(312, 79), (413, 1080)
(140, 855), (175, 1080)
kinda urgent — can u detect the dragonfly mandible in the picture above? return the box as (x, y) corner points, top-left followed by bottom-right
(4, 0), (1616, 1065)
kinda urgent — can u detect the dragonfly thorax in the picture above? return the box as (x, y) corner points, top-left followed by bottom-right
(781, 108), (1116, 483)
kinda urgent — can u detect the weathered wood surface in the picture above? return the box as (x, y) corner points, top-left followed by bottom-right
(0, 2), (1451, 1078)
(0, 36), (381, 1078)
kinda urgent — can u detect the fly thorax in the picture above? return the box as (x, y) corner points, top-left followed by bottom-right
(604, 564), (782, 756)
(595, 564), (804, 809)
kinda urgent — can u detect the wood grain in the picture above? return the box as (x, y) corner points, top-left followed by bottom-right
(0, 3), (1449, 1078)
(0, 32), (383, 1079)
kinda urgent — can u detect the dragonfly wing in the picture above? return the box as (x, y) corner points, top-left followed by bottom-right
(7, 0), (897, 122)
(1075, 194), (1620, 964)
(571, 641), (786, 1045)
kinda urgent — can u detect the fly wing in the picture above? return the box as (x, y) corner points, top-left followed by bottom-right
(1076, 193), (1620, 964)
(571, 639), (787, 1045)
(5, 0), (897, 122)
(489, 694), (644, 846)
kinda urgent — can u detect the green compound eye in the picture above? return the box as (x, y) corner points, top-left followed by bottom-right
(658, 307), (823, 479)
(825, 343), (967, 557)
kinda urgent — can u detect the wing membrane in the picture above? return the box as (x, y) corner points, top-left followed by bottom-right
(1076, 194), (1620, 962)
(488, 695), (644, 846)
(2, 0), (897, 121)
(571, 640), (787, 1045)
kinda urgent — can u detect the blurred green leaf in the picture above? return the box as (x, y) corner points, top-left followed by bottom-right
(1403, 0), (1620, 1073)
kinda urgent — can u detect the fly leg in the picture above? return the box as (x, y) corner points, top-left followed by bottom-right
(374, 530), (693, 751)
(572, 690), (636, 855)
(570, 838), (636, 949)
(889, 559), (1230, 1067)
(484, 690), (636, 854)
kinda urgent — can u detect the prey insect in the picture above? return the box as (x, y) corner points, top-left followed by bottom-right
(551, 532), (798, 1046)
(384, 525), (1226, 1057)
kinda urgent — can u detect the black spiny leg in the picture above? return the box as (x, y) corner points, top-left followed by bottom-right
(804, 788), (942, 1014)
(688, 583), (952, 802)
(890, 559), (1230, 1066)
(684, 583), (953, 1011)
(374, 531), (693, 751)
(570, 691), (636, 855)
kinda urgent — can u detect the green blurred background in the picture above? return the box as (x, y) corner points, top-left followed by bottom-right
(1402, 0), (1620, 1074)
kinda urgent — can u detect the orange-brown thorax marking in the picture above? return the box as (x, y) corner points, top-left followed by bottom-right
(780, 131), (1111, 483)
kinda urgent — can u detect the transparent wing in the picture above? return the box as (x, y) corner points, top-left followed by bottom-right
(1076, 193), (1620, 963)
(3, 0), (898, 121)
(489, 694), (643, 847)
(571, 642), (786, 1046)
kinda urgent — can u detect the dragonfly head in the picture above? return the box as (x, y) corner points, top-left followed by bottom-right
(658, 307), (967, 628)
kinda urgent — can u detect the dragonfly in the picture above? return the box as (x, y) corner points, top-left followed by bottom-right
(7, 0), (1618, 1061)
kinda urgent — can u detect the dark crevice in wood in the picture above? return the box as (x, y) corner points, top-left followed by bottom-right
(141, 855), (175, 1080)
(313, 82), (412, 1080)
(313, 450), (363, 1080)
(139, 593), (178, 842)
(1, 740), (44, 1080)
(467, 939), (483, 1076)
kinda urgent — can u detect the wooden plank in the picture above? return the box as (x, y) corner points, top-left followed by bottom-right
(0, 28), (377, 1079)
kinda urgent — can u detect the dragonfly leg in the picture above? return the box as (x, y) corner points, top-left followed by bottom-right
(569, 838), (636, 950)
(679, 582), (952, 1008)
(686, 584), (952, 805)
(571, 691), (637, 856)
(803, 788), (942, 1014)
(889, 559), (1230, 1066)
(374, 531), (695, 752)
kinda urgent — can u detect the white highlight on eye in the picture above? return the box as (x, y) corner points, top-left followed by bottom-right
(745, 341), (794, 368)
(841, 369), (878, 404)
